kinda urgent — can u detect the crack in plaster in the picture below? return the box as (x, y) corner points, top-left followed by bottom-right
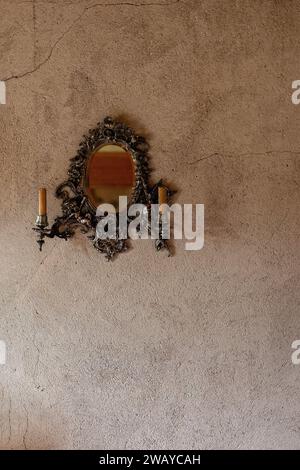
(22, 407), (29, 450)
(6, 397), (12, 445)
(33, 346), (41, 387)
(1, 0), (182, 82)
(32, 0), (37, 67)
(187, 150), (300, 165)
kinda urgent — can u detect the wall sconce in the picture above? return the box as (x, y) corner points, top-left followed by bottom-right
(33, 117), (174, 260)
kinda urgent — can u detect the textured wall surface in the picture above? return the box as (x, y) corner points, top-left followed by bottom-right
(0, 0), (299, 449)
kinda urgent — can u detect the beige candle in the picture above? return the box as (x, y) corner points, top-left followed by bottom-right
(158, 186), (167, 214)
(38, 188), (47, 216)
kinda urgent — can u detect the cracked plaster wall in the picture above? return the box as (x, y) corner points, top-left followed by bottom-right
(0, 0), (299, 449)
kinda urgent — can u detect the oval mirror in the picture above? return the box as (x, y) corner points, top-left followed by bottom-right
(84, 144), (135, 212)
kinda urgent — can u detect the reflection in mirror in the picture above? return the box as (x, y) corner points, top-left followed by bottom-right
(84, 144), (135, 211)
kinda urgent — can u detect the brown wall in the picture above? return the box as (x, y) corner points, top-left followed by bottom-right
(0, 0), (299, 449)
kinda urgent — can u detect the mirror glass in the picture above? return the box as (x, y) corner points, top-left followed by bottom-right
(84, 144), (135, 211)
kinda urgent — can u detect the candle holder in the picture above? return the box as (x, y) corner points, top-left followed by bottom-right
(33, 213), (82, 252)
(33, 215), (48, 251)
(150, 179), (175, 256)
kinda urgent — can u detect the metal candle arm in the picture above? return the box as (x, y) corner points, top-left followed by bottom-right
(33, 215), (72, 251)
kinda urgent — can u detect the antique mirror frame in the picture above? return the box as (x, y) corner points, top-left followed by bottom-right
(33, 116), (173, 260)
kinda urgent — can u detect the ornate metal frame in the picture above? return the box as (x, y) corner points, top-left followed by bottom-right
(33, 116), (173, 260)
